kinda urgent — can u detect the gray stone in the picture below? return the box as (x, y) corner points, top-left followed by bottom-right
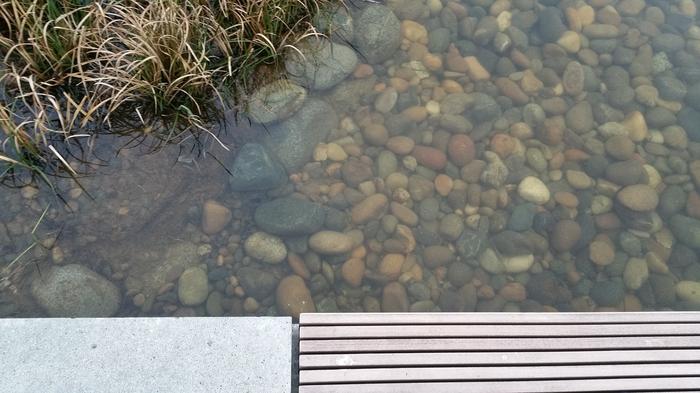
(566, 101), (594, 134)
(0, 317), (291, 393)
(438, 214), (465, 241)
(655, 75), (687, 101)
(590, 280), (625, 307)
(678, 107), (700, 142)
(238, 267), (278, 299)
(229, 143), (287, 192)
(646, 107), (676, 129)
(650, 274), (677, 307)
(471, 93), (501, 123)
(428, 27), (451, 53)
(686, 83), (700, 110)
(285, 38), (357, 91)
(526, 271), (572, 306)
(605, 160), (642, 186)
(651, 33), (685, 53)
(245, 80), (306, 124)
(177, 267), (209, 306)
(538, 7), (566, 42)
(244, 232), (287, 264)
(123, 241), (200, 312)
(330, 76), (377, 111)
(491, 230), (533, 256)
(508, 203), (536, 232)
(264, 99), (338, 171)
(659, 185), (686, 217)
(670, 215), (700, 249)
(254, 197), (326, 236)
(618, 231), (643, 257)
(30, 264), (120, 317)
(456, 229), (487, 260)
(315, 4), (353, 42)
(353, 5), (401, 64)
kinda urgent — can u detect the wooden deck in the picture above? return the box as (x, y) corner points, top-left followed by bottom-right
(298, 312), (700, 392)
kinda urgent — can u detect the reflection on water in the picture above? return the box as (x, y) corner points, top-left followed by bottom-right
(3, 0), (700, 318)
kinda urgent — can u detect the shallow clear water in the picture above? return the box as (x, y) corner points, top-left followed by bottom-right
(3, 0), (700, 318)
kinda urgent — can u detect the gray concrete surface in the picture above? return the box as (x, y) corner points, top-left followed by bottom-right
(0, 317), (292, 393)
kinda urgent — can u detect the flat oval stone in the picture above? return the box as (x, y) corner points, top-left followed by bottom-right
(617, 184), (659, 212)
(309, 231), (354, 255)
(517, 176), (550, 205)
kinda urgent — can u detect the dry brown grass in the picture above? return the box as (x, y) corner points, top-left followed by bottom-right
(0, 0), (343, 185)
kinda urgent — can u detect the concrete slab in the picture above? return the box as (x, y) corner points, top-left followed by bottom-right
(0, 317), (292, 393)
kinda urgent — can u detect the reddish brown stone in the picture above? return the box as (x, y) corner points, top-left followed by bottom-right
(447, 134), (476, 167)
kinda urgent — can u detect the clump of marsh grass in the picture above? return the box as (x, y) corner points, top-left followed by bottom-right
(0, 0), (105, 186)
(214, 0), (337, 92)
(0, 0), (345, 187)
(89, 0), (231, 148)
(0, 0), (97, 84)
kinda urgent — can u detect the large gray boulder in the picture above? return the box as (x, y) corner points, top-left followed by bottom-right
(285, 38), (357, 91)
(263, 99), (338, 172)
(315, 5), (354, 42)
(353, 5), (401, 64)
(31, 264), (121, 317)
(229, 143), (287, 192)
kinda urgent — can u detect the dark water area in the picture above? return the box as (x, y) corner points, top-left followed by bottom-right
(2, 0), (700, 318)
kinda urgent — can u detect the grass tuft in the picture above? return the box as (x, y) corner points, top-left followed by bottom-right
(0, 0), (345, 187)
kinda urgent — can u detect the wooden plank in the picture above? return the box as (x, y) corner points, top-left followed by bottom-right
(300, 349), (700, 368)
(300, 323), (700, 339)
(299, 363), (700, 384)
(300, 312), (700, 325)
(298, 377), (700, 393)
(299, 336), (700, 353)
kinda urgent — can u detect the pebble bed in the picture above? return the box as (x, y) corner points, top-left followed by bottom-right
(3, 0), (700, 318)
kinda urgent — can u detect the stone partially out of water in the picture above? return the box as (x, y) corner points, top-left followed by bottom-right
(285, 37), (357, 91)
(245, 80), (307, 124)
(353, 4), (401, 64)
(31, 264), (121, 317)
(229, 143), (287, 192)
(254, 197), (326, 236)
(264, 99), (338, 172)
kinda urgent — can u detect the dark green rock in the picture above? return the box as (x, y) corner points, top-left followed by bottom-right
(670, 215), (700, 249)
(254, 197), (325, 236)
(590, 280), (625, 307)
(229, 143), (287, 192)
